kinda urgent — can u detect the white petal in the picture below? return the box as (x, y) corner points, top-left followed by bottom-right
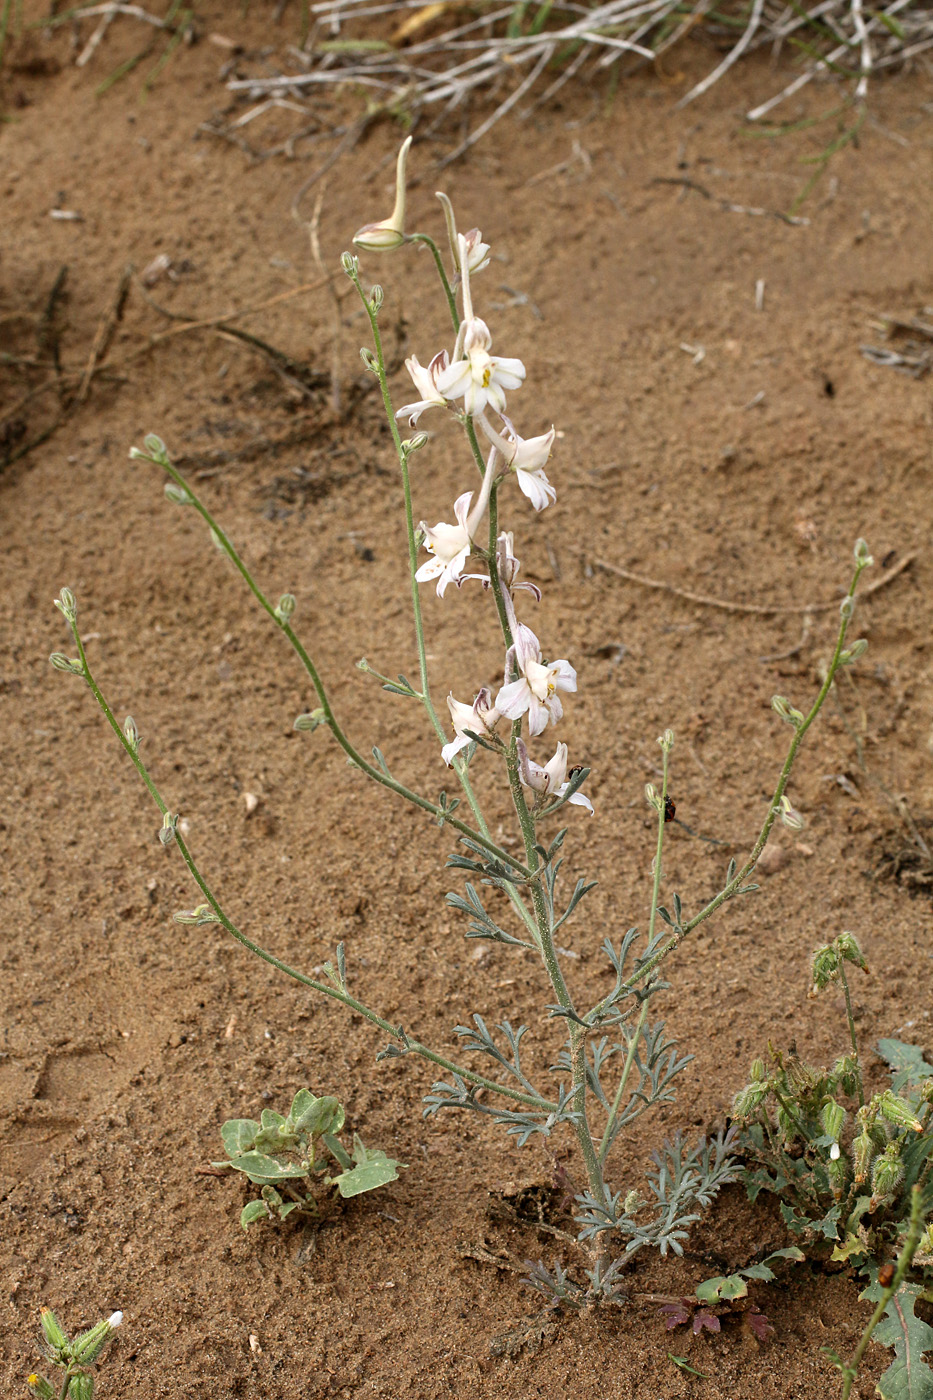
(496, 677), (531, 720)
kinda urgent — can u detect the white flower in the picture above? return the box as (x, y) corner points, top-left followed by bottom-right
(830, 1143), (841, 1161)
(441, 688), (499, 765)
(495, 623), (576, 736)
(353, 136), (412, 252)
(415, 491), (474, 597)
(499, 414), (556, 511)
(435, 316), (525, 418)
(396, 350), (450, 426)
(107, 1312), (124, 1329)
(517, 738), (593, 814)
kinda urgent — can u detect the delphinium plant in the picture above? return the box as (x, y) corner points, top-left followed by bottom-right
(26, 1306), (122, 1400)
(49, 134), (877, 1296)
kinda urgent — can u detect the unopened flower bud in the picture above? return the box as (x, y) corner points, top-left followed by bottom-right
(294, 709), (326, 733)
(370, 285), (385, 313)
(39, 1307), (68, 1352)
(658, 728), (675, 753)
(49, 653), (83, 675)
(173, 904), (219, 926)
(750, 1058), (766, 1083)
(26, 1377), (56, 1400)
(832, 1053), (860, 1097)
(852, 1123), (874, 1184)
(780, 795), (804, 831)
(340, 251), (358, 278)
(123, 715), (139, 753)
(402, 433), (429, 454)
(158, 812), (177, 847)
(878, 1091), (922, 1133)
(107, 1312), (123, 1330)
(66, 1376), (93, 1400)
(771, 695), (804, 727)
(360, 347), (379, 374)
(164, 483), (191, 505)
(54, 586), (77, 622)
(836, 930), (868, 971)
(854, 538), (873, 567)
(732, 1082), (768, 1118)
(871, 1142), (905, 1206)
(143, 433), (166, 458)
(821, 1098), (846, 1144)
(209, 527), (225, 552)
(644, 783), (660, 811)
(839, 638), (868, 666)
(274, 593), (296, 624)
(839, 595), (856, 621)
(827, 1151), (850, 1199)
(811, 943), (839, 994)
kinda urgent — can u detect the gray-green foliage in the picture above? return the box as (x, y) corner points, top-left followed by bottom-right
(214, 1089), (403, 1229)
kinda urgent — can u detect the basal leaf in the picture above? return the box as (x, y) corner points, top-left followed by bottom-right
(223, 1151), (309, 1184)
(329, 1136), (402, 1198)
(868, 1282), (933, 1400)
(240, 1199), (271, 1229)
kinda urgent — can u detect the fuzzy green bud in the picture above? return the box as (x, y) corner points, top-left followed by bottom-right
(852, 1123), (874, 1185)
(839, 595), (856, 621)
(827, 1152), (851, 1200)
(644, 783), (661, 812)
(164, 483), (191, 505)
(732, 1082), (768, 1119)
(658, 729), (675, 753)
(750, 1058), (767, 1083)
(274, 593), (297, 625)
(870, 1142), (905, 1206)
(854, 538), (873, 567)
(49, 653), (83, 676)
(622, 1189), (642, 1215)
(878, 1091), (923, 1133)
(67, 1374), (94, 1400)
(359, 347), (379, 373)
(836, 931), (868, 972)
(784, 1053), (819, 1097)
(821, 1098), (846, 1144)
(402, 433), (429, 455)
(143, 433), (166, 458)
(369, 284), (385, 313)
(39, 1308), (69, 1353)
(340, 251), (358, 278)
(158, 812), (177, 847)
(26, 1377), (56, 1400)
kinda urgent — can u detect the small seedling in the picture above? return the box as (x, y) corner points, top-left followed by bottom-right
(26, 1306), (122, 1400)
(214, 1088), (402, 1228)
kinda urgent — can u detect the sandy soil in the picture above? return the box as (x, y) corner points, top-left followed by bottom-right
(2, 5), (933, 1396)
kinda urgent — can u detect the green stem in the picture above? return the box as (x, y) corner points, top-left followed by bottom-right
(68, 630), (559, 1117)
(837, 961), (864, 1109)
(599, 744), (671, 1166)
(839, 1186), (925, 1400)
(616, 556), (869, 995)
(409, 233), (459, 334)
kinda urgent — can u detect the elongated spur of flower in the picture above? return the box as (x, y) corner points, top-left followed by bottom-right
(436, 192), (491, 278)
(396, 350), (450, 426)
(496, 623), (576, 736)
(517, 738), (593, 814)
(459, 531), (542, 600)
(441, 688), (500, 765)
(352, 136), (412, 252)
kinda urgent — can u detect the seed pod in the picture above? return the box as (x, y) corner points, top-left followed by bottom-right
(878, 1091), (923, 1133)
(821, 1098), (846, 1144)
(871, 1143), (905, 1208)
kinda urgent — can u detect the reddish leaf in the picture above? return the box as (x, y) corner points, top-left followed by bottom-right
(658, 1303), (691, 1330)
(747, 1308), (774, 1343)
(694, 1311), (721, 1335)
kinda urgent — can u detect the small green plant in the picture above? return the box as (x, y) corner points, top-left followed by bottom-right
(214, 1088), (402, 1229)
(26, 1306), (122, 1400)
(733, 934), (933, 1395)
